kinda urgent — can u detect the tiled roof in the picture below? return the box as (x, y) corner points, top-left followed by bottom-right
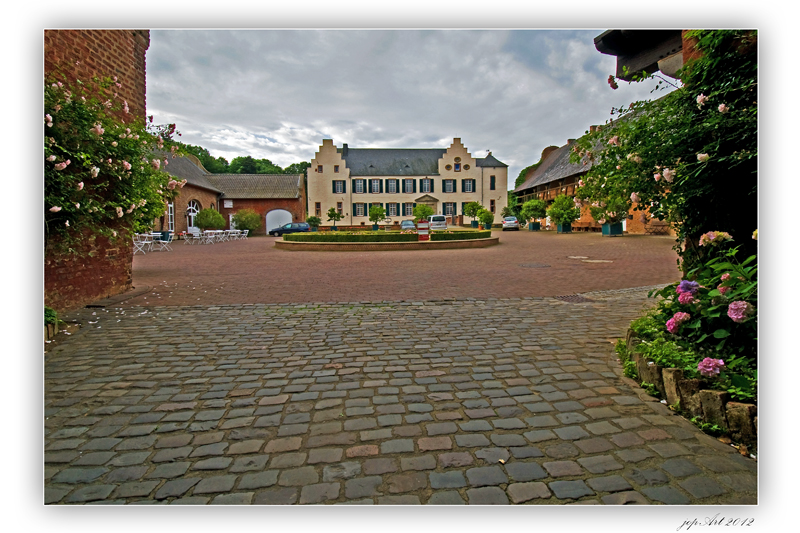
(339, 148), (508, 176)
(205, 174), (302, 199)
(514, 141), (595, 193)
(160, 154), (222, 193)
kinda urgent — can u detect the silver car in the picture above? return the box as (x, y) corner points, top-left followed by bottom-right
(428, 215), (448, 230)
(502, 216), (520, 231)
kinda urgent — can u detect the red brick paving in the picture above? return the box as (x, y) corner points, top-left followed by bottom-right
(126, 231), (680, 307)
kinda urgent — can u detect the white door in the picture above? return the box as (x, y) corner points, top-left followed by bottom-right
(229, 214), (237, 229)
(266, 209), (292, 234)
(187, 200), (200, 232)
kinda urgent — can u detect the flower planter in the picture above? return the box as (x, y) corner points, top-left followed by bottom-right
(602, 222), (623, 237)
(471, 221), (479, 228)
(625, 329), (757, 450)
(528, 222), (541, 231)
(331, 227), (338, 231)
(372, 224), (379, 231)
(311, 227), (318, 232)
(483, 224), (493, 230)
(556, 223), (572, 234)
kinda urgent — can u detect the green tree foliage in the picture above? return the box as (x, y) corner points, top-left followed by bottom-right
(195, 208), (226, 230)
(326, 207), (343, 227)
(571, 30), (757, 270)
(477, 208), (495, 227)
(305, 215), (321, 228)
(230, 208), (261, 233)
(181, 144), (230, 173)
(520, 199), (547, 221)
(546, 194), (581, 225)
(463, 201), (483, 221)
(284, 162), (311, 175)
(412, 204), (434, 222)
(368, 205), (386, 225)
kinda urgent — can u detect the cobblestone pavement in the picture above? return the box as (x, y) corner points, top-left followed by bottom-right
(126, 231), (680, 306)
(45, 288), (757, 505)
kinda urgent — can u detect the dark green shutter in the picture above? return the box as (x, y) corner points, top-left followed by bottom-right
(353, 203), (356, 216)
(430, 180), (435, 193)
(400, 202), (404, 215)
(332, 181), (336, 194)
(380, 180), (384, 193)
(343, 181), (346, 193)
(396, 203), (400, 216)
(413, 180), (417, 193)
(490, 176), (496, 190)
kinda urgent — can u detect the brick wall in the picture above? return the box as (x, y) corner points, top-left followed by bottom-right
(44, 30), (150, 312)
(218, 198), (305, 236)
(158, 185), (221, 234)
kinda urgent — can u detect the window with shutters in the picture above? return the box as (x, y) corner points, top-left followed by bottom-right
(355, 179), (364, 193)
(334, 180), (344, 194)
(388, 179), (397, 193)
(404, 204), (413, 216)
(421, 179), (431, 193)
(355, 203), (365, 216)
(464, 180), (474, 193)
(444, 202), (455, 215)
(388, 203), (397, 216)
(444, 180), (454, 193)
(371, 179), (381, 193)
(404, 179), (414, 193)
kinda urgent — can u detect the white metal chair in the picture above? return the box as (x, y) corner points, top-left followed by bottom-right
(152, 232), (173, 252)
(240, 229), (249, 240)
(133, 234), (150, 254)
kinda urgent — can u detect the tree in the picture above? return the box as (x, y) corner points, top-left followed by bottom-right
(546, 194), (581, 226)
(229, 156), (258, 174)
(477, 208), (495, 228)
(520, 199), (547, 222)
(230, 208), (261, 233)
(326, 207), (343, 228)
(571, 30), (757, 269)
(284, 162), (311, 175)
(412, 204), (434, 222)
(368, 205), (386, 227)
(463, 201), (483, 222)
(195, 208), (226, 230)
(181, 143), (229, 173)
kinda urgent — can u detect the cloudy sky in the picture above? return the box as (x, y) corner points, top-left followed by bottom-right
(146, 29), (676, 189)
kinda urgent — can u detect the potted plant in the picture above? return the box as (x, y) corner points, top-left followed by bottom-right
(464, 201), (483, 228)
(546, 194), (580, 233)
(327, 207), (343, 231)
(477, 208), (495, 230)
(412, 204), (434, 223)
(520, 198), (547, 231)
(368, 204), (386, 232)
(306, 215), (321, 232)
(195, 208), (226, 231)
(588, 196), (630, 237)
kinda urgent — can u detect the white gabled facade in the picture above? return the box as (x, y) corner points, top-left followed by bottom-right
(307, 138), (508, 227)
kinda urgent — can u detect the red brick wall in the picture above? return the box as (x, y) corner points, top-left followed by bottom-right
(44, 30), (150, 312)
(158, 185), (221, 234)
(218, 198), (305, 236)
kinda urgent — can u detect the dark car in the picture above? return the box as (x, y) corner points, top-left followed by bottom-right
(400, 220), (416, 231)
(269, 222), (310, 236)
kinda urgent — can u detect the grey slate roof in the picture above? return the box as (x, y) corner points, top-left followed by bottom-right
(160, 154), (222, 194)
(339, 148), (507, 176)
(205, 174), (302, 199)
(514, 140), (595, 193)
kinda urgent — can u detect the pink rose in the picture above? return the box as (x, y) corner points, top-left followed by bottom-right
(653, 173), (661, 182)
(49, 206), (62, 212)
(718, 104), (730, 114)
(697, 153), (709, 162)
(77, 182), (84, 190)
(696, 94), (709, 107)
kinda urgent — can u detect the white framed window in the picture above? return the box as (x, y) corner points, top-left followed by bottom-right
(444, 202), (455, 216)
(355, 180), (364, 193)
(444, 180), (454, 193)
(186, 200), (200, 230)
(405, 204), (413, 216)
(371, 179), (381, 193)
(421, 179), (431, 193)
(167, 203), (175, 231)
(404, 179), (413, 193)
(388, 204), (397, 216)
(388, 180), (397, 193)
(464, 180), (473, 193)
(334, 181), (344, 194)
(356, 203), (365, 216)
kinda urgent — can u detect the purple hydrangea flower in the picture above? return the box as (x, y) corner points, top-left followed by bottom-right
(676, 280), (700, 295)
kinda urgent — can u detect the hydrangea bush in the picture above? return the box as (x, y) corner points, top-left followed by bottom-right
(44, 67), (185, 253)
(632, 236), (757, 401)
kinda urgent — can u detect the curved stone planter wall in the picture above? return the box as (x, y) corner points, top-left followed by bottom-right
(275, 237), (499, 252)
(625, 329), (757, 449)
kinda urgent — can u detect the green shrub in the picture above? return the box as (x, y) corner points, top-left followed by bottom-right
(231, 208), (261, 233)
(285, 233), (419, 243)
(306, 215), (321, 228)
(431, 231), (491, 241)
(195, 208), (225, 230)
(368, 205), (386, 225)
(45, 307), (58, 326)
(520, 199), (547, 221)
(546, 194), (581, 225)
(477, 209), (494, 226)
(463, 202), (483, 221)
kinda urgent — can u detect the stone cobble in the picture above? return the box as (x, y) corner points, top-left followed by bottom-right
(44, 288), (757, 505)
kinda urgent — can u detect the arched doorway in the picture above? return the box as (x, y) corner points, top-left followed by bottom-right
(266, 209), (292, 234)
(186, 200), (200, 232)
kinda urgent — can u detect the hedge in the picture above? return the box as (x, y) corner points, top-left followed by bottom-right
(283, 231), (491, 243)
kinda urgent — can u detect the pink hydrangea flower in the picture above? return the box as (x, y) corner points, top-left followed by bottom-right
(721, 273), (731, 281)
(718, 285), (731, 296)
(727, 301), (754, 323)
(698, 358), (724, 377)
(673, 312), (690, 324)
(666, 318), (679, 334)
(678, 292), (696, 305)
(699, 231), (733, 247)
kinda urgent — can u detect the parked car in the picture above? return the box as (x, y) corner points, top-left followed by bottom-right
(269, 222), (310, 236)
(400, 220), (416, 231)
(502, 216), (520, 231)
(428, 215), (448, 230)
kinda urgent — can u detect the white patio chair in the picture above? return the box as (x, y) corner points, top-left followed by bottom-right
(152, 232), (173, 252)
(133, 234), (149, 254)
(240, 229), (249, 240)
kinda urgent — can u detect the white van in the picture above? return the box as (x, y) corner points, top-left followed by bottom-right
(428, 215), (447, 230)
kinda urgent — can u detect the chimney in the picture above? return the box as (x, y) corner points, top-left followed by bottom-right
(342, 143), (348, 156)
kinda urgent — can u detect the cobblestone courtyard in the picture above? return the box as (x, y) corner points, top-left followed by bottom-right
(44, 233), (757, 505)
